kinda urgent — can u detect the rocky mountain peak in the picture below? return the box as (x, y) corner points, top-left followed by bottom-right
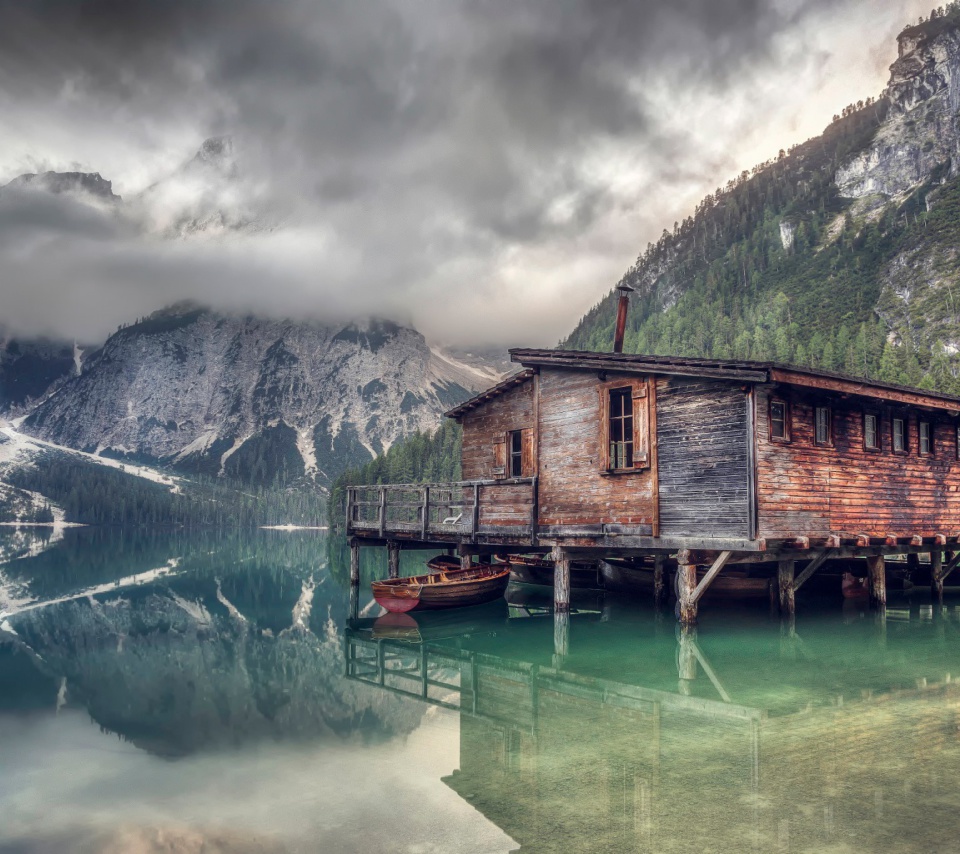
(3, 170), (121, 202)
(837, 11), (960, 199)
(887, 15), (960, 116)
(19, 306), (506, 489)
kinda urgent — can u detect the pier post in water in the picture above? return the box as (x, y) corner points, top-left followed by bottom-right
(349, 538), (361, 586)
(653, 555), (666, 607)
(553, 609), (570, 665)
(931, 550), (944, 603)
(552, 547), (571, 613)
(387, 542), (400, 579)
(778, 558), (796, 616)
(866, 554), (886, 608)
(676, 551), (698, 626)
(677, 627), (697, 695)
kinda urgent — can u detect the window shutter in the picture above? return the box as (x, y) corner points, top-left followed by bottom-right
(598, 386), (610, 471)
(493, 437), (506, 478)
(521, 428), (535, 477)
(633, 382), (650, 466)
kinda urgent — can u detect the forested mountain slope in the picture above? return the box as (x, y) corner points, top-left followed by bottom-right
(566, 6), (960, 393)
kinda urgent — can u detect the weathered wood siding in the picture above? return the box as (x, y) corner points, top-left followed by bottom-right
(656, 378), (751, 538)
(538, 369), (655, 529)
(461, 378), (536, 529)
(755, 386), (960, 539)
(461, 378), (535, 480)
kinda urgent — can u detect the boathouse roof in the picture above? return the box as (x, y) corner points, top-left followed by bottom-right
(445, 349), (960, 420)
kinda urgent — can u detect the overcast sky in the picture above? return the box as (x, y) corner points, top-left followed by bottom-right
(0, 0), (930, 347)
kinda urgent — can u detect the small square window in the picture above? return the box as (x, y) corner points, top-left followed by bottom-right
(893, 417), (907, 453)
(864, 413), (879, 450)
(770, 400), (789, 442)
(815, 406), (831, 446)
(919, 421), (932, 456)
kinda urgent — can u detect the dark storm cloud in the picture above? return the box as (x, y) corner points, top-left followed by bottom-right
(0, 0), (901, 344)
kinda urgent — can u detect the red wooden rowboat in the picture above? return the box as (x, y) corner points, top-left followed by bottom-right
(372, 564), (511, 613)
(842, 572), (870, 599)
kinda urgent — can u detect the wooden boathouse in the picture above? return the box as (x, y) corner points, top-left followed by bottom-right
(346, 347), (960, 624)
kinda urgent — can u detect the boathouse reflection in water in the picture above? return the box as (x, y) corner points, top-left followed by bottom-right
(346, 603), (960, 853)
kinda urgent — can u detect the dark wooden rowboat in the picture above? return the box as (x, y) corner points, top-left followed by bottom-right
(427, 554), (462, 572)
(600, 559), (770, 601)
(495, 554), (602, 590)
(372, 564), (510, 613)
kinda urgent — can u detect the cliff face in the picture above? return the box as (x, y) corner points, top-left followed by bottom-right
(837, 23), (960, 199)
(564, 10), (960, 393)
(21, 305), (503, 487)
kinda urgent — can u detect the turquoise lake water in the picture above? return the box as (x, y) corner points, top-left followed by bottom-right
(2, 527), (960, 853)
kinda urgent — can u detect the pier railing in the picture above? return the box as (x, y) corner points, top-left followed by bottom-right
(345, 477), (538, 542)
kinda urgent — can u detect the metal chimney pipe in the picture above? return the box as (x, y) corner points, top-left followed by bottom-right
(613, 284), (634, 354)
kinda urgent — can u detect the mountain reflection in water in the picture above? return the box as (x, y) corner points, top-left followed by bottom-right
(0, 528), (959, 852)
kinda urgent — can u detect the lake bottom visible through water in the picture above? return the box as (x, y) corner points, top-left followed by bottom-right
(2, 527), (960, 853)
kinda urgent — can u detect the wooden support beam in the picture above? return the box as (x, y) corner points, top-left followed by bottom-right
(934, 534), (948, 546)
(349, 539), (360, 585)
(653, 555), (666, 608)
(794, 550), (833, 593)
(690, 551), (733, 605)
(855, 534), (870, 548)
(910, 535), (924, 547)
(677, 630), (698, 687)
(378, 488), (386, 538)
(552, 546), (572, 613)
(866, 555), (886, 608)
(676, 555), (698, 626)
(345, 487), (355, 534)
(940, 551), (960, 585)
(554, 609), (570, 661)
(387, 542), (400, 579)
(932, 549), (944, 603)
(472, 484), (481, 542)
(349, 582), (359, 621)
(825, 535), (841, 549)
(420, 487), (429, 541)
(778, 559), (795, 615)
(688, 640), (732, 703)
(906, 552), (921, 579)
(885, 534), (898, 547)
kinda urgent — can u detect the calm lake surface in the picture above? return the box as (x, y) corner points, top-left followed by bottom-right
(2, 527), (960, 853)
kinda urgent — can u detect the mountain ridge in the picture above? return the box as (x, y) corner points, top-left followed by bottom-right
(565, 5), (960, 394)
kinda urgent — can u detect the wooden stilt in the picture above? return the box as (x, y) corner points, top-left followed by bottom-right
(906, 552), (921, 583)
(552, 547), (571, 613)
(931, 549), (944, 603)
(676, 551), (698, 626)
(349, 582), (359, 622)
(677, 628), (697, 695)
(553, 609), (569, 663)
(349, 539), (361, 586)
(387, 542), (400, 579)
(866, 554), (886, 608)
(778, 559), (795, 616)
(653, 555), (666, 607)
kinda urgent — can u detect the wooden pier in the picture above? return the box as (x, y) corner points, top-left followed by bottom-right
(347, 348), (960, 625)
